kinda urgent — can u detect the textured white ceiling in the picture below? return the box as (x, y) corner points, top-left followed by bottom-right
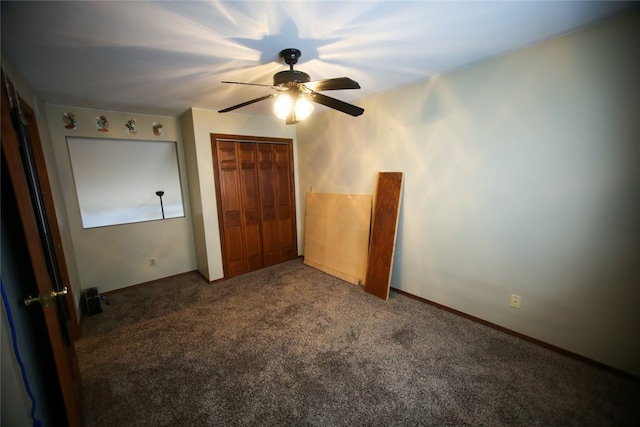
(1, 1), (635, 117)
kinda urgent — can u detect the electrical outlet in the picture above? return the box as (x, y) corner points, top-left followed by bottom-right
(149, 258), (156, 267)
(510, 294), (521, 309)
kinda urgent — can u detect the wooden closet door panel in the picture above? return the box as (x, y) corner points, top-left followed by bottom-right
(217, 142), (246, 277)
(274, 144), (297, 261)
(238, 143), (263, 272)
(257, 144), (280, 266)
(225, 224), (245, 276)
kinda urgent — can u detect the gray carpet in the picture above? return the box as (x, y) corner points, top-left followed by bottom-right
(77, 258), (640, 426)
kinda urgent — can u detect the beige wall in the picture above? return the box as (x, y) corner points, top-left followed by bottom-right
(180, 108), (299, 281)
(4, 9), (638, 378)
(296, 10), (640, 376)
(45, 104), (197, 292)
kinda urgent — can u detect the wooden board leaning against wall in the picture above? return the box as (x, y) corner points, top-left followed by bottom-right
(303, 192), (372, 285)
(365, 172), (404, 300)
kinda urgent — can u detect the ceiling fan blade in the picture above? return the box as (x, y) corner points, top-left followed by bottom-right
(308, 92), (364, 117)
(221, 81), (273, 88)
(303, 77), (361, 91)
(218, 94), (276, 113)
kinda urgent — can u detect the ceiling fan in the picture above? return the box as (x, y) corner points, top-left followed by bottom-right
(218, 48), (365, 125)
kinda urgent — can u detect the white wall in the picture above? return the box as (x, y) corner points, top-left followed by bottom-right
(296, 10), (640, 376)
(180, 108), (299, 281)
(45, 105), (197, 292)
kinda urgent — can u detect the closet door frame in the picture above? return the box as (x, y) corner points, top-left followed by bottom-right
(211, 133), (297, 278)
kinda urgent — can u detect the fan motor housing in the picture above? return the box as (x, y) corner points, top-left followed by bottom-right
(274, 70), (310, 87)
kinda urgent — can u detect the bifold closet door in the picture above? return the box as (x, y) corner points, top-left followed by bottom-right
(257, 143), (297, 266)
(273, 144), (297, 262)
(257, 143), (280, 266)
(215, 141), (264, 276)
(213, 137), (297, 278)
(237, 143), (264, 272)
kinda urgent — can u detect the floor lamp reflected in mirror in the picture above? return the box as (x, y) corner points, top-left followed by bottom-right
(155, 191), (165, 219)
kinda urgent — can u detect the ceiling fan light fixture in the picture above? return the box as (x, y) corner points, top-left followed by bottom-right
(294, 97), (314, 120)
(273, 95), (314, 121)
(273, 94), (292, 119)
(220, 48), (363, 121)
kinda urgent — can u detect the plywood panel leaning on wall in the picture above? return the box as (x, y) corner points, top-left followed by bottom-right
(365, 172), (404, 300)
(304, 193), (372, 285)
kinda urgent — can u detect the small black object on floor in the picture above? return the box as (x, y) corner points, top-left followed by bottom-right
(81, 287), (103, 316)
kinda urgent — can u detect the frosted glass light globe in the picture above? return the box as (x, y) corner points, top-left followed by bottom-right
(273, 95), (313, 121)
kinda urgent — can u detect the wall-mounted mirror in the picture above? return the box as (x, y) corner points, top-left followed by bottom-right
(66, 137), (185, 228)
